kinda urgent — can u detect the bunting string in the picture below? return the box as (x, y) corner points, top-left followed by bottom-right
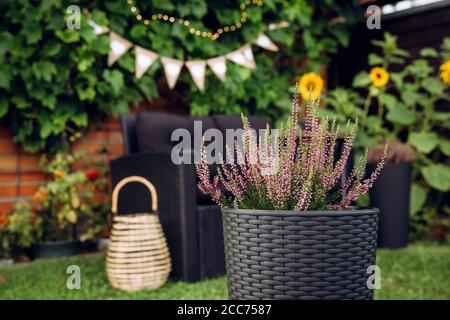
(90, 20), (288, 91)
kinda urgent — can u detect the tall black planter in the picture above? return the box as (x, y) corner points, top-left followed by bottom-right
(368, 162), (411, 248)
(222, 208), (379, 300)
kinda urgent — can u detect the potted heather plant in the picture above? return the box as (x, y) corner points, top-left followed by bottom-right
(196, 96), (386, 300)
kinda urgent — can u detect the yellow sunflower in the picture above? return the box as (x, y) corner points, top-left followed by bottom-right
(298, 73), (324, 101)
(370, 67), (390, 88)
(440, 59), (450, 85)
(440, 59), (450, 72)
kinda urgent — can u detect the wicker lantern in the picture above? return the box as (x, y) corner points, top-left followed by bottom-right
(106, 176), (171, 292)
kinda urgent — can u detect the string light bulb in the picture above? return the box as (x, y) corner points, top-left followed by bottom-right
(126, 0), (263, 41)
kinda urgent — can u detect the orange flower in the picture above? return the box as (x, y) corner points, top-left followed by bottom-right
(0, 214), (9, 226)
(54, 169), (64, 178)
(33, 191), (48, 202)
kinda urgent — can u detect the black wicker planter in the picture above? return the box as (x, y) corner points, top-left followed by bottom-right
(368, 162), (411, 248)
(221, 208), (379, 300)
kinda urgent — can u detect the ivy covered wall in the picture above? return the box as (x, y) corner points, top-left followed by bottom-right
(0, 0), (361, 152)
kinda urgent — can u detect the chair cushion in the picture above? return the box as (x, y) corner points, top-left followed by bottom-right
(136, 112), (191, 152)
(135, 112), (269, 205)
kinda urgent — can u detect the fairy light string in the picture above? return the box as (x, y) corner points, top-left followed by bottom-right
(126, 0), (264, 40)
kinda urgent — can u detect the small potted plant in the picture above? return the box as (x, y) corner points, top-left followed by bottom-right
(196, 97), (386, 300)
(30, 151), (109, 259)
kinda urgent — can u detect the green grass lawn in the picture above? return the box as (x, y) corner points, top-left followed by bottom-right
(0, 244), (448, 300)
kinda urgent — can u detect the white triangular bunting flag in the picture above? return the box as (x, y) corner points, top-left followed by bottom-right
(186, 60), (206, 91)
(88, 20), (109, 35)
(207, 57), (227, 82)
(135, 46), (158, 79)
(254, 33), (279, 52)
(241, 44), (256, 69)
(108, 32), (132, 66)
(226, 44), (256, 69)
(161, 57), (184, 89)
(268, 21), (290, 30)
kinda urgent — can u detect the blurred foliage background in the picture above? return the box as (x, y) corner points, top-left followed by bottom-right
(0, 0), (361, 152)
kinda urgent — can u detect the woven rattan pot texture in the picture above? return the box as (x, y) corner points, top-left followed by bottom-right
(107, 176), (171, 292)
(221, 208), (379, 300)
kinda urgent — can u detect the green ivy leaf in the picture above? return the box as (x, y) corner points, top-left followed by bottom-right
(0, 98), (8, 117)
(31, 61), (57, 81)
(352, 71), (370, 88)
(134, 76), (157, 101)
(421, 164), (450, 192)
(11, 95), (31, 109)
(72, 112), (88, 127)
(409, 132), (439, 153)
(75, 85), (96, 101)
(102, 69), (124, 96)
(130, 25), (147, 40)
(42, 42), (62, 57)
(0, 64), (12, 90)
(22, 23), (43, 45)
(40, 119), (55, 139)
(410, 183), (427, 216)
(55, 29), (80, 43)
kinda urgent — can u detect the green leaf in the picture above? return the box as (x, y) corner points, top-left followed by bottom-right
(439, 139), (450, 156)
(0, 65), (12, 90)
(401, 89), (420, 107)
(55, 29), (80, 43)
(386, 106), (416, 126)
(422, 78), (446, 95)
(421, 164), (450, 192)
(11, 95), (30, 109)
(75, 85), (96, 101)
(72, 113), (88, 127)
(409, 132), (439, 153)
(22, 23), (43, 45)
(0, 98), (8, 117)
(410, 183), (427, 216)
(352, 71), (370, 88)
(328, 25), (349, 47)
(379, 93), (398, 111)
(420, 48), (438, 58)
(390, 73), (404, 89)
(102, 70), (124, 96)
(134, 76), (157, 101)
(431, 112), (450, 122)
(40, 120), (55, 139)
(31, 61), (57, 81)
(368, 53), (384, 66)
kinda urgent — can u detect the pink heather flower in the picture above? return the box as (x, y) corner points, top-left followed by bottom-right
(195, 96), (386, 211)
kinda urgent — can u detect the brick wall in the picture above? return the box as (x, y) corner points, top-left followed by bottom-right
(0, 118), (124, 215)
